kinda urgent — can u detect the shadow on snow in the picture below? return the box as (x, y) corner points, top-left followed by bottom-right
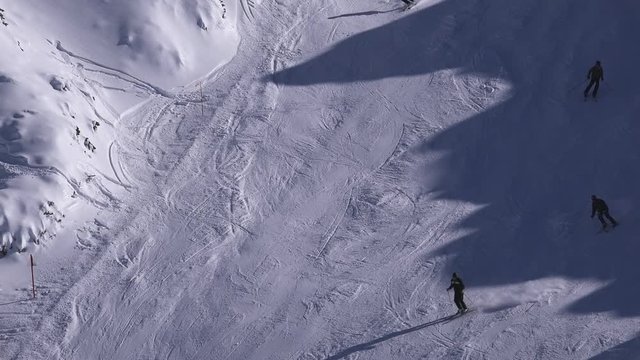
(327, 9), (399, 20)
(325, 314), (460, 360)
(589, 334), (640, 360)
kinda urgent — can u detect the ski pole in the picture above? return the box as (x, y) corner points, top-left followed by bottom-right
(567, 79), (588, 94)
(465, 292), (473, 308)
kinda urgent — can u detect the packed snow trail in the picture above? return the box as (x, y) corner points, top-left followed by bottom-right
(11, 0), (640, 359)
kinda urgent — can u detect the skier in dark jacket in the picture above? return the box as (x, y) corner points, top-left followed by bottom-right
(591, 195), (618, 230)
(584, 61), (604, 99)
(447, 272), (468, 313)
(401, 0), (415, 6)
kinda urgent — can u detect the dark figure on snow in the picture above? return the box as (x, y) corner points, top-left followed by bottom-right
(401, 0), (414, 5)
(447, 272), (467, 313)
(584, 61), (604, 99)
(591, 195), (618, 230)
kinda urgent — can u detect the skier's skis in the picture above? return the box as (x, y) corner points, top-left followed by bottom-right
(453, 308), (475, 316)
(597, 223), (617, 234)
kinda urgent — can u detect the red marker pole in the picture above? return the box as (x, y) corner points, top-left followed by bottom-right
(30, 254), (36, 298)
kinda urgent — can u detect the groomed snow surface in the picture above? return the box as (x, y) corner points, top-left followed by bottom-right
(2, 0), (640, 359)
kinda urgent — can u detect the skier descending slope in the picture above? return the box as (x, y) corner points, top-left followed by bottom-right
(447, 273), (468, 314)
(591, 195), (618, 231)
(584, 61), (604, 100)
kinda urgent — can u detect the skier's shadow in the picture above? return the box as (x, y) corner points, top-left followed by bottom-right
(324, 314), (458, 360)
(327, 9), (399, 20)
(588, 335), (640, 360)
(0, 297), (30, 307)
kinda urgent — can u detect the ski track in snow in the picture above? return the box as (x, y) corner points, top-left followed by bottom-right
(55, 42), (173, 99)
(5, 0), (640, 359)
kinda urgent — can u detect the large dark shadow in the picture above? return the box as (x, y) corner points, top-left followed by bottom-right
(273, 0), (640, 315)
(270, 0), (640, 356)
(271, 0), (456, 85)
(325, 314), (459, 360)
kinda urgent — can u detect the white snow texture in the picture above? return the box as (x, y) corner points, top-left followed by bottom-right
(1, 0), (640, 359)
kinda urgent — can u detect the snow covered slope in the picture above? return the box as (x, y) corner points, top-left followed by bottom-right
(0, 0), (237, 258)
(8, 0), (239, 111)
(3, 0), (640, 359)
